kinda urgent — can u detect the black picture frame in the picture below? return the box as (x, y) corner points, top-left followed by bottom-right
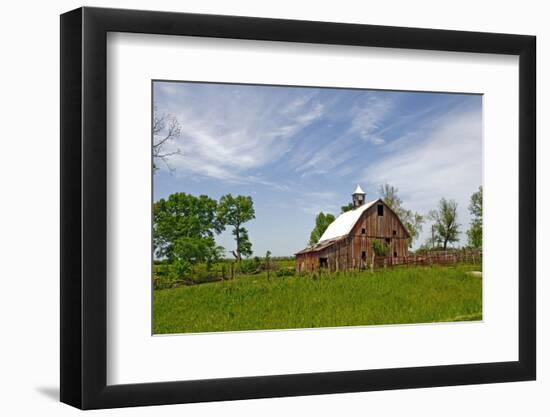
(60, 6), (536, 410)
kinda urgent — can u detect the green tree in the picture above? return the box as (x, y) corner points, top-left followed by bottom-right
(172, 236), (224, 267)
(340, 203), (354, 213)
(428, 198), (460, 250)
(467, 186), (483, 249)
(217, 194), (256, 261)
(309, 212), (336, 246)
(379, 183), (401, 209)
(153, 193), (223, 261)
(378, 183), (424, 247)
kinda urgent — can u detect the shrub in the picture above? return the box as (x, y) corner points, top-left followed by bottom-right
(190, 263), (222, 284)
(153, 264), (169, 276)
(275, 267), (295, 277)
(239, 257), (261, 274)
(168, 258), (191, 281)
(372, 240), (390, 257)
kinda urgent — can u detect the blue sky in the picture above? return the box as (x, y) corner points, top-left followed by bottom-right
(153, 81), (482, 256)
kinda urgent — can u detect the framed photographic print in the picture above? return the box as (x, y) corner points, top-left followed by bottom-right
(60, 6), (536, 409)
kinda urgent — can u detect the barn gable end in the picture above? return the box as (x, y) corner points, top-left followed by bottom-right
(350, 199), (410, 240)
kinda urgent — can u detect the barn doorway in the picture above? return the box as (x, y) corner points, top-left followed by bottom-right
(319, 257), (328, 268)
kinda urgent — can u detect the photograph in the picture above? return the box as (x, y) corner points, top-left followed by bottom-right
(152, 80), (484, 335)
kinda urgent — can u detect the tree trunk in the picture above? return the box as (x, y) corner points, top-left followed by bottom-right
(235, 224), (241, 263)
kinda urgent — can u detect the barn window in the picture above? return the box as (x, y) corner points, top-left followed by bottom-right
(319, 258), (328, 268)
(385, 238), (390, 244)
(361, 251), (366, 260)
(393, 251), (397, 257)
(377, 204), (384, 216)
(392, 230), (397, 236)
(361, 228), (366, 234)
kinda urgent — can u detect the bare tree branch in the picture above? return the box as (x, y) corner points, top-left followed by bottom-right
(153, 107), (182, 173)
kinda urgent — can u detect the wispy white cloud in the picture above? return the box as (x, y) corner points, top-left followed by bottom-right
(155, 84), (324, 183)
(292, 136), (358, 177)
(348, 95), (394, 145)
(361, 106), (482, 246)
(288, 94), (395, 176)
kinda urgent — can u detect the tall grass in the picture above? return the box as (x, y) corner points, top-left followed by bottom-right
(153, 264), (482, 334)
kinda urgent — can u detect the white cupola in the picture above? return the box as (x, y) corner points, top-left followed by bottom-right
(352, 184), (366, 208)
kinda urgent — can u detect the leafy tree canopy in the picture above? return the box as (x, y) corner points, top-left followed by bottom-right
(428, 198), (460, 250)
(340, 203), (354, 213)
(153, 193), (223, 261)
(467, 186), (483, 249)
(378, 183), (424, 247)
(172, 236), (224, 265)
(309, 212), (336, 246)
(217, 194), (255, 261)
(379, 183), (402, 209)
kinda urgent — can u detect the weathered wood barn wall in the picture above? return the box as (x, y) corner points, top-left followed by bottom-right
(295, 199), (410, 273)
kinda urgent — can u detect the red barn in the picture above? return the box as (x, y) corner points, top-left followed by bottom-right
(295, 185), (410, 272)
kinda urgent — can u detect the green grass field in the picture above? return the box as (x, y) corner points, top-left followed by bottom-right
(153, 264), (482, 334)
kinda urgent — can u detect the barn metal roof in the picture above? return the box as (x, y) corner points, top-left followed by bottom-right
(318, 199), (378, 242)
(294, 236), (347, 255)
